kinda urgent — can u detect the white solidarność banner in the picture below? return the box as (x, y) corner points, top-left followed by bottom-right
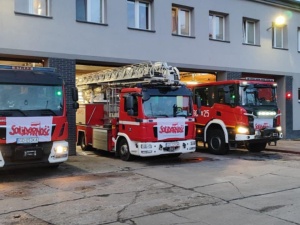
(254, 118), (273, 130)
(6, 117), (53, 143)
(157, 117), (185, 140)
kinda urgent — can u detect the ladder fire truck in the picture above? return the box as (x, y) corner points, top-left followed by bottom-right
(189, 78), (283, 154)
(76, 62), (198, 161)
(0, 65), (78, 169)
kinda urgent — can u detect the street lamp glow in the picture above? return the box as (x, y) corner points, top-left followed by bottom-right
(275, 16), (286, 26)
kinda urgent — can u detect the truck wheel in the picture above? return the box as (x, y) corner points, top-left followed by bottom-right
(80, 135), (90, 151)
(207, 129), (228, 155)
(246, 142), (267, 152)
(119, 139), (133, 161)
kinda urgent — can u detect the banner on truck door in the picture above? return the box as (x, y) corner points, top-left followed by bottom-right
(6, 117), (53, 143)
(157, 118), (185, 140)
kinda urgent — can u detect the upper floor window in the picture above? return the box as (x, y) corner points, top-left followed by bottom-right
(298, 28), (300, 52)
(273, 25), (288, 49)
(209, 11), (228, 41)
(127, 0), (151, 30)
(15, 0), (50, 16)
(243, 18), (260, 45)
(76, 0), (105, 24)
(172, 6), (192, 36)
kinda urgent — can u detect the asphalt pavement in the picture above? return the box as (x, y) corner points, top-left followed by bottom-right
(265, 139), (300, 154)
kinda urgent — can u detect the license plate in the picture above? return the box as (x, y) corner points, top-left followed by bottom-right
(24, 150), (37, 157)
(17, 137), (39, 144)
(166, 142), (179, 148)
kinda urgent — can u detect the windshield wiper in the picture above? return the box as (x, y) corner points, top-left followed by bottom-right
(0, 109), (27, 116)
(155, 114), (169, 117)
(175, 114), (187, 118)
(40, 109), (57, 116)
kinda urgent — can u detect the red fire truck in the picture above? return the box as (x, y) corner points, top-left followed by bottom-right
(76, 62), (198, 161)
(189, 78), (283, 154)
(0, 65), (77, 169)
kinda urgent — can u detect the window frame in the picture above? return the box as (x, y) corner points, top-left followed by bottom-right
(76, 0), (106, 24)
(272, 24), (288, 49)
(127, 0), (152, 30)
(15, 0), (51, 17)
(242, 18), (260, 46)
(209, 12), (228, 41)
(298, 27), (300, 52)
(172, 6), (192, 36)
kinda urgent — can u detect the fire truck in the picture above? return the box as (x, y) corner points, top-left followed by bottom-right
(0, 65), (77, 169)
(76, 62), (198, 161)
(189, 78), (283, 154)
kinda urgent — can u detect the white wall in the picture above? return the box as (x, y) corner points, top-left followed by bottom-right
(0, 0), (300, 130)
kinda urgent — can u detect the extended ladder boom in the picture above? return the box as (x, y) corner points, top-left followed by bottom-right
(76, 61), (181, 86)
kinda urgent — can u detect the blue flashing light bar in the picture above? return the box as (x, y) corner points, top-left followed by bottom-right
(0, 64), (56, 73)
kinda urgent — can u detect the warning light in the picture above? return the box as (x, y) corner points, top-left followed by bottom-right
(286, 92), (292, 100)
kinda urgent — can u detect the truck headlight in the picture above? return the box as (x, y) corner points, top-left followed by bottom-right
(236, 126), (249, 134)
(276, 126), (282, 132)
(54, 146), (68, 155)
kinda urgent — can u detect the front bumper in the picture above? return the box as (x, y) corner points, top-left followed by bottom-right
(130, 139), (196, 157)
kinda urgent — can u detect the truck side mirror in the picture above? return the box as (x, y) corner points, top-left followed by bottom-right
(72, 87), (78, 101)
(196, 95), (201, 114)
(73, 102), (79, 109)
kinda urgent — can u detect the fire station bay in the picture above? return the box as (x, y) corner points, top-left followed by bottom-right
(1, 0), (300, 157)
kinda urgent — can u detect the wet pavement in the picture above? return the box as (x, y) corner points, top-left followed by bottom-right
(0, 140), (300, 225)
(265, 139), (300, 154)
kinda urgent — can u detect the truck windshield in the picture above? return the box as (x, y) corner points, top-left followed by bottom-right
(239, 85), (277, 106)
(143, 96), (191, 117)
(0, 84), (63, 116)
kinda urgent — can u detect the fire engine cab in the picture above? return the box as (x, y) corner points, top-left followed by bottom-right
(76, 62), (198, 161)
(189, 78), (283, 154)
(0, 65), (77, 169)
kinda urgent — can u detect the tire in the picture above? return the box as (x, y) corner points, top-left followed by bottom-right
(48, 163), (60, 168)
(118, 139), (133, 161)
(246, 142), (267, 152)
(207, 129), (228, 155)
(168, 153), (181, 158)
(80, 134), (91, 151)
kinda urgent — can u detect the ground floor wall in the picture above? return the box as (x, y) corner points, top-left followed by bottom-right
(46, 58), (77, 155)
(0, 55), (299, 157)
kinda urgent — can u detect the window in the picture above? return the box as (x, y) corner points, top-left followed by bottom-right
(76, 0), (105, 24)
(194, 87), (209, 106)
(243, 18), (260, 45)
(15, 0), (50, 16)
(216, 85), (235, 105)
(273, 25), (288, 49)
(298, 28), (300, 51)
(172, 6), (192, 36)
(209, 12), (228, 40)
(127, 0), (151, 30)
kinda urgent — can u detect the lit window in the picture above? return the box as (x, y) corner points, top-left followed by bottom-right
(273, 25), (288, 49)
(76, 0), (105, 24)
(243, 18), (260, 45)
(209, 12), (228, 40)
(127, 0), (151, 30)
(15, 0), (50, 16)
(172, 6), (192, 36)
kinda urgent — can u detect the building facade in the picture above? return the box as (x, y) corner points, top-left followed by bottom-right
(1, 0), (300, 155)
